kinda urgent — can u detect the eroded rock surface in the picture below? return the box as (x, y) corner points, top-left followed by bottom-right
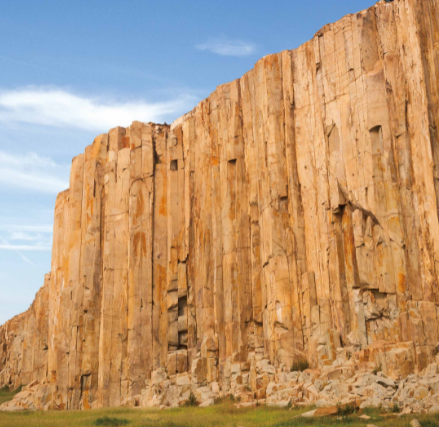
(2, 0), (439, 412)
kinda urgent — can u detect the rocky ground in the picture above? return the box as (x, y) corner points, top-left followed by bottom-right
(4, 350), (439, 417)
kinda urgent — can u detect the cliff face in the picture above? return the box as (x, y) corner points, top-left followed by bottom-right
(0, 275), (50, 390)
(1, 0), (439, 411)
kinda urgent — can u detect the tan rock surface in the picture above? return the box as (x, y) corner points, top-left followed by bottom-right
(2, 0), (439, 411)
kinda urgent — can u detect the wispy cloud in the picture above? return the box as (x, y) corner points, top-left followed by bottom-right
(15, 251), (37, 267)
(0, 226), (52, 253)
(0, 244), (50, 251)
(195, 36), (257, 57)
(0, 224), (53, 233)
(0, 151), (69, 194)
(9, 230), (45, 241)
(0, 87), (198, 131)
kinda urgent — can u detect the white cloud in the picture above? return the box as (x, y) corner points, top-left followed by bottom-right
(195, 36), (257, 57)
(9, 230), (45, 241)
(0, 228), (52, 252)
(0, 224), (54, 233)
(0, 87), (197, 131)
(0, 151), (69, 194)
(0, 244), (50, 251)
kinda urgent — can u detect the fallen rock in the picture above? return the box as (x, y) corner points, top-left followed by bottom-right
(301, 409), (317, 418)
(314, 406), (338, 416)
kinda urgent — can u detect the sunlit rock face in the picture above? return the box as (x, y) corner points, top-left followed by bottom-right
(1, 0), (439, 411)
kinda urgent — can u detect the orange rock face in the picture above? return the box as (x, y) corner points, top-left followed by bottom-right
(1, 0), (439, 410)
(0, 275), (50, 391)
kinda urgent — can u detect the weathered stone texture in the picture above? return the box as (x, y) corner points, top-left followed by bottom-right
(2, 0), (439, 410)
(0, 275), (50, 390)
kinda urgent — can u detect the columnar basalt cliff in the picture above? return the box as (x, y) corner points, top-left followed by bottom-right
(2, 0), (439, 412)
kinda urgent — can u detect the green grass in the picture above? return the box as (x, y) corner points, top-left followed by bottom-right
(0, 385), (21, 406)
(92, 416), (130, 426)
(0, 402), (438, 427)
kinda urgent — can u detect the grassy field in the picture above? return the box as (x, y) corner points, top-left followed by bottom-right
(1, 399), (439, 427)
(0, 390), (437, 427)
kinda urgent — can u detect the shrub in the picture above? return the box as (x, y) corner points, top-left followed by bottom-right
(390, 403), (400, 413)
(336, 403), (355, 417)
(185, 391), (198, 407)
(291, 357), (310, 372)
(92, 417), (130, 426)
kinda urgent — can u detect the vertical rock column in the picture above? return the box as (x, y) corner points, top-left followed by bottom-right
(99, 126), (129, 407)
(48, 153), (84, 409)
(78, 135), (108, 408)
(127, 122), (155, 396)
(166, 124), (189, 374)
(152, 125), (169, 371)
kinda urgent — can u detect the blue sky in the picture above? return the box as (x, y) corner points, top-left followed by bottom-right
(0, 0), (375, 324)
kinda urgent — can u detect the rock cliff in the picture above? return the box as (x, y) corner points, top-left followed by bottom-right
(1, 0), (439, 411)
